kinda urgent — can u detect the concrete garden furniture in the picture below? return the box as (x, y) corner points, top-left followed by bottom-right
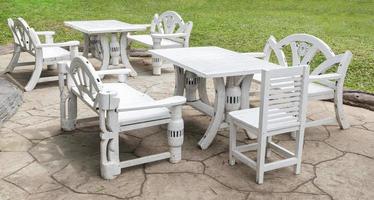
(245, 34), (353, 129)
(64, 20), (148, 77)
(5, 17), (79, 91)
(128, 11), (193, 75)
(150, 46), (284, 149)
(229, 66), (309, 184)
(58, 56), (186, 179)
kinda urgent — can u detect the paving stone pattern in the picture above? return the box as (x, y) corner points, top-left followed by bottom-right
(0, 53), (373, 200)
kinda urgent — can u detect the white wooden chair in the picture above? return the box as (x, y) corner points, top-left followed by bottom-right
(58, 56), (186, 179)
(128, 11), (193, 75)
(5, 17), (79, 91)
(229, 66), (309, 184)
(246, 34), (352, 129)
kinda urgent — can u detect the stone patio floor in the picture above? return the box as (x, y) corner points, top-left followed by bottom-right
(0, 52), (373, 200)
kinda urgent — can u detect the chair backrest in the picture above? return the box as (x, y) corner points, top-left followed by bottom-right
(7, 18), (40, 55)
(259, 66), (309, 133)
(262, 34), (337, 70)
(150, 11), (193, 44)
(261, 34), (352, 89)
(68, 56), (103, 108)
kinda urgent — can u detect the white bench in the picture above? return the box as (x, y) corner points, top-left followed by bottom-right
(5, 17), (79, 91)
(58, 56), (186, 179)
(128, 11), (193, 75)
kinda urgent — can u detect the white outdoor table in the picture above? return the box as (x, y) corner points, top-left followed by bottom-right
(150, 46), (283, 149)
(64, 20), (148, 76)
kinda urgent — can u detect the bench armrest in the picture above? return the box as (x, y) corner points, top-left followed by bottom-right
(36, 31), (55, 36)
(117, 96), (186, 112)
(37, 40), (80, 48)
(96, 69), (131, 76)
(310, 73), (342, 81)
(97, 69), (131, 83)
(241, 52), (266, 58)
(151, 33), (188, 39)
(36, 31), (56, 43)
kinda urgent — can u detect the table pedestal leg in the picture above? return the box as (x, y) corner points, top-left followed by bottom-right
(185, 71), (199, 101)
(198, 78), (225, 150)
(110, 33), (120, 66)
(198, 78), (210, 105)
(120, 32), (137, 77)
(83, 34), (90, 58)
(174, 66), (185, 96)
(100, 34), (110, 71)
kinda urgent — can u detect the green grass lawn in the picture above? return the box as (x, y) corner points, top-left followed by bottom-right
(1, 0), (373, 92)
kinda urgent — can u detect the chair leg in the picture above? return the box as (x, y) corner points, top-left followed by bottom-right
(100, 131), (121, 180)
(5, 45), (21, 73)
(167, 106), (184, 163)
(63, 94), (77, 131)
(266, 136), (272, 158)
(152, 55), (162, 75)
(294, 129), (305, 174)
(334, 88), (350, 129)
(229, 122), (237, 166)
(24, 55), (43, 91)
(256, 135), (267, 184)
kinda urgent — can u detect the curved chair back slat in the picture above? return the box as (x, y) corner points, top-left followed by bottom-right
(9, 18), (40, 55)
(69, 56), (103, 108)
(276, 34), (335, 68)
(152, 11), (185, 34)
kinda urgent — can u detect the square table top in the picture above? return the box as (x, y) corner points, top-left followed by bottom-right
(150, 46), (283, 78)
(64, 20), (148, 34)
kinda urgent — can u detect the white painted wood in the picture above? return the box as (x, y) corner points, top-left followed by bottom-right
(156, 46), (285, 149)
(128, 11), (193, 75)
(6, 17), (79, 91)
(64, 20), (147, 77)
(58, 56), (186, 180)
(229, 66), (309, 184)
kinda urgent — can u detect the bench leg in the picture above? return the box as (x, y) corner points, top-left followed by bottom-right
(229, 122), (237, 166)
(167, 106), (184, 163)
(335, 88), (350, 129)
(5, 45), (21, 73)
(24, 52), (43, 91)
(100, 109), (121, 180)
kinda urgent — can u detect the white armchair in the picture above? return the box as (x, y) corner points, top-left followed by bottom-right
(245, 34), (352, 130)
(58, 56), (186, 179)
(128, 11), (193, 75)
(5, 17), (79, 91)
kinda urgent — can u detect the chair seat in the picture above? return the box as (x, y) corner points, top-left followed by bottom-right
(128, 34), (183, 48)
(230, 108), (260, 131)
(229, 107), (299, 132)
(42, 46), (70, 62)
(102, 83), (171, 126)
(308, 82), (334, 99)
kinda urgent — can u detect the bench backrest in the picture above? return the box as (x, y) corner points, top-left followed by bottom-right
(259, 66), (309, 133)
(68, 56), (103, 108)
(7, 18), (40, 55)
